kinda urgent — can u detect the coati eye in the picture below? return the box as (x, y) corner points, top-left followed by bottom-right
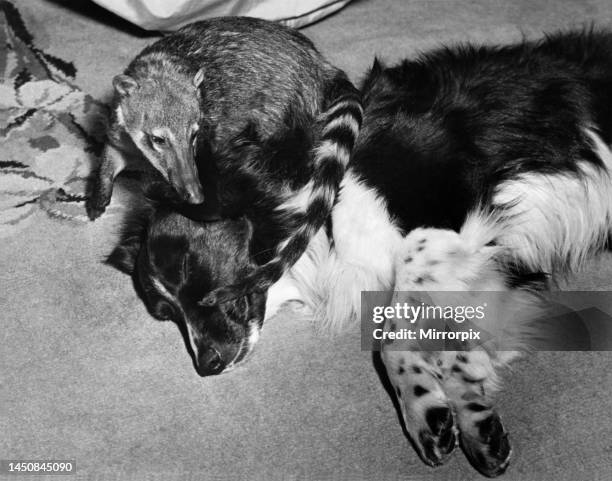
(149, 134), (167, 147)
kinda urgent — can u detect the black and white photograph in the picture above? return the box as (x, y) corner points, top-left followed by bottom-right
(2, 0), (612, 479)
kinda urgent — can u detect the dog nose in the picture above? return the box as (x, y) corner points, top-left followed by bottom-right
(195, 347), (225, 376)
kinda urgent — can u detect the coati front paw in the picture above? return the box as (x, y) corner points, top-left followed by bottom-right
(86, 175), (113, 220)
(86, 199), (108, 221)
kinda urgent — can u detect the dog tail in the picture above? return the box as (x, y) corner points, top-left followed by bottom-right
(201, 72), (363, 305)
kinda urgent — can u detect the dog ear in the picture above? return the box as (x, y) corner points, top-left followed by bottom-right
(148, 298), (177, 321)
(361, 57), (386, 97)
(106, 234), (142, 274)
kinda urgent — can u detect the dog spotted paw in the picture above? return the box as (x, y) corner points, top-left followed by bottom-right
(383, 349), (458, 467)
(460, 410), (511, 477)
(418, 405), (458, 466)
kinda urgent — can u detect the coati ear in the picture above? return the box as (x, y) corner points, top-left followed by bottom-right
(193, 68), (205, 88)
(113, 74), (138, 97)
(106, 235), (142, 274)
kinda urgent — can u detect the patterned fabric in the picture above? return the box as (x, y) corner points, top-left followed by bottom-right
(0, 1), (108, 237)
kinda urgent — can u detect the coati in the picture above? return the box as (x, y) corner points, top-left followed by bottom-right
(87, 17), (362, 304)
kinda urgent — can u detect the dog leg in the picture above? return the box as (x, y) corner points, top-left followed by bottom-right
(384, 214), (512, 469)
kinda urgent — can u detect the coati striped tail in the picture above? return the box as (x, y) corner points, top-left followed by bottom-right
(200, 73), (363, 306)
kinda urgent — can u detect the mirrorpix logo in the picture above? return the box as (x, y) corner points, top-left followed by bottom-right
(360, 291), (494, 351)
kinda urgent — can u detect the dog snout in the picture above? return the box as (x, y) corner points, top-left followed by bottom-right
(195, 346), (225, 376)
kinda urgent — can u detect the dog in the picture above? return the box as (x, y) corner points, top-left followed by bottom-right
(289, 29), (612, 476)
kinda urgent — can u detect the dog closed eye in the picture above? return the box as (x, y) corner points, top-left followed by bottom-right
(181, 254), (191, 284)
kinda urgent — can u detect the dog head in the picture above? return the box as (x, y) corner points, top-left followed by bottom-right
(108, 207), (267, 376)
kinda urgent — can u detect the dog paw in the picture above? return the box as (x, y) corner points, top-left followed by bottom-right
(383, 349), (458, 467)
(416, 405), (458, 466)
(460, 410), (511, 477)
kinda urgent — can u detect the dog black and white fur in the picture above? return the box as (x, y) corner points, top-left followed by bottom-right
(285, 29), (612, 477)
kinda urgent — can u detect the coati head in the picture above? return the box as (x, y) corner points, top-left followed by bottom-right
(108, 204), (267, 376)
(112, 66), (206, 204)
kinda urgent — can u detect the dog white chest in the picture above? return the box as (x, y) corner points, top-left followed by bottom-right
(332, 171), (403, 280)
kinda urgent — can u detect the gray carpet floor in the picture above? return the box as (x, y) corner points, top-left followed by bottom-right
(2, 0), (612, 479)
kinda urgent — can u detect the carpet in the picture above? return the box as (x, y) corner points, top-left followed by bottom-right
(0, 1), (111, 237)
(2, 1), (612, 480)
